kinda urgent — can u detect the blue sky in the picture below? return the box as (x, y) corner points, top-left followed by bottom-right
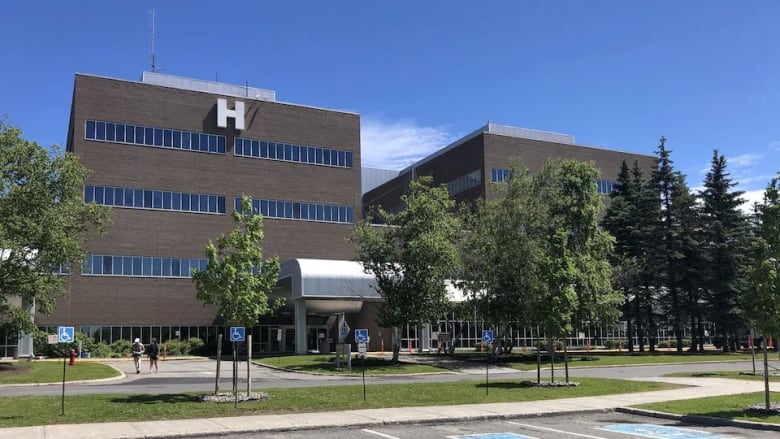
(1, 1), (778, 208)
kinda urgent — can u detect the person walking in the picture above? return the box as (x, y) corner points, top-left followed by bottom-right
(148, 338), (160, 373)
(131, 338), (145, 374)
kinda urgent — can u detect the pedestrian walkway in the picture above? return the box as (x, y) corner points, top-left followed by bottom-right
(1, 377), (777, 438)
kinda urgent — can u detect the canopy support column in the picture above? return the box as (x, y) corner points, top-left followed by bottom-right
(295, 299), (308, 354)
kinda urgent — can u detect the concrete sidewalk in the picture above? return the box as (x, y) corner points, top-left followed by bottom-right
(1, 377), (778, 438)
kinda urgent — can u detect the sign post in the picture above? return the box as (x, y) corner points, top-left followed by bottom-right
(355, 329), (368, 402)
(229, 327), (245, 407)
(336, 315), (350, 369)
(482, 330), (494, 395)
(58, 326), (74, 416)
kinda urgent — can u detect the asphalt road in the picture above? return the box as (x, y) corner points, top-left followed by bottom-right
(0, 357), (761, 397)
(204, 412), (766, 438)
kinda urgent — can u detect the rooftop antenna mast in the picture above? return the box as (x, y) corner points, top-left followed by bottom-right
(149, 9), (160, 73)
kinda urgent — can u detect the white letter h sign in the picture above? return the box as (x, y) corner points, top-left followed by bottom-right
(217, 98), (245, 130)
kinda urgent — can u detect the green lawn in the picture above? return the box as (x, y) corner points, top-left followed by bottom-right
(664, 370), (780, 381)
(636, 392), (780, 424)
(0, 377), (677, 427)
(0, 361), (120, 385)
(480, 352), (755, 371)
(256, 355), (448, 374)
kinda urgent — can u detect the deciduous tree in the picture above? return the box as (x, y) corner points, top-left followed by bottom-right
(354, 177), (461, 363)
(0, 120), (110, 338)
(192, 195), (281, 395)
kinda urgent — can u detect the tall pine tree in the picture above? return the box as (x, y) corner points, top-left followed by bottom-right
(698, 150), (750, 352)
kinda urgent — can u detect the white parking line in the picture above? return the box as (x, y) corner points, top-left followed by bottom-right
(362, 428), (401, 439)
(506, 421), (609, 439)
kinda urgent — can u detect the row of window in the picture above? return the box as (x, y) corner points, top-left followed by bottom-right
(85, 185), (226, 214)
(85, 120), (227, 154)
(234, 137), (353, 168)
(237, 198), (354, 224)
(596, 179), (616, 195)
(491, 168), (616, 194)
(84, 255), (208, 278)
(447, 170), (482, 196)
(491, 168), (512, 183)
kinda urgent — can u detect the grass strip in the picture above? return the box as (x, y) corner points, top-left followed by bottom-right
(488, 353), (755, 371)
(256, 355), (447, 374)
(0, 377), (676, 427)
(0, 361), (120, 385)
(663, 371), (780, 381)
(636, 392), (780, 424)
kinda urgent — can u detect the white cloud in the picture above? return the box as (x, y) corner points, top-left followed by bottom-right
(728, 153), (762, 168)
(770, 140), (780, 151)
(360, 118), (457, 170)
(739, 189), (766, 215)
(733, 174), (776, 188)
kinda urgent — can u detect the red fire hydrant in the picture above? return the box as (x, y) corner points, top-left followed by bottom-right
(69, 349), (76, 366)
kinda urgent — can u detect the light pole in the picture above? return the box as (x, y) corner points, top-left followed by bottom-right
(763, 257), (779, 411)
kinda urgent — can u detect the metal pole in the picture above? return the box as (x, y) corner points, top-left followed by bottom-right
(751, 328), (756, 375)
(485, 358), (489, 395)
(215, 334), (222, 395)
(764, 337), (770, 410)
(233, 341), (238, 408)
(362, 356), (366, 402)
(61, 355), (66, 416)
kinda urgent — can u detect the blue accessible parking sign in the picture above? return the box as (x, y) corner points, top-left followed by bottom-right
(355, 329), (368, 343)
(58, 326), (75, 343)
(229, 326), (245, 342)
(482, 330), (494, 344)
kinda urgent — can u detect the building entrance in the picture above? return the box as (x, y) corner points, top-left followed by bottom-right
(258, 325), (328, 353)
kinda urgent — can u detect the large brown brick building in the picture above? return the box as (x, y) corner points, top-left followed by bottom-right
(26, 72), (654, 357)
(38, 72), (362, 354)
(364, 124), (655, 216)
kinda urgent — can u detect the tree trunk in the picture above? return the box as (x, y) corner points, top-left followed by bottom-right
(647, 302), (656, 352)
(635, 296), (645, 352)
(688, 315), (697, 352)
(246, 334), (252, 396)
(391, 326), (401, 363)
(549, 335), (555, 383)
(214, 333), (222, 395)
(563, 335), (569, 383)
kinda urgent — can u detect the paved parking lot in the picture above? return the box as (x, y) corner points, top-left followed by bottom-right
(229, 412), (763, 439)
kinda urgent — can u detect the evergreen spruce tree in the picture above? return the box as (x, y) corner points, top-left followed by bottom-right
(603, 160), (641, 352)
(698, 150), (750, 352)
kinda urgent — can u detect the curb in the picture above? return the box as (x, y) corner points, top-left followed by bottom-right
(0, 363), (126, 388)
(616, 407), (780, 433)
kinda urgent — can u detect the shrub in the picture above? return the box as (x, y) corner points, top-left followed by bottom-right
(91, 341), (113, 358)
(164, 339), (186, 356)
(603, 339), (621, 350)
(186, 337), (205, 355)
(164, 337), (204, 356)
(33, 330), (101, 358)
(110, 339), (132, 357)
(657, 340), (670, 348)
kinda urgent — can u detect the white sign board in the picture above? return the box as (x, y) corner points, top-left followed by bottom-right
(358, 342), (367, 357)
(339, 320), (350, 340)
(47, 334), (59, 344)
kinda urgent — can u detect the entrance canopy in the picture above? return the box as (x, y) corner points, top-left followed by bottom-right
(277, 259), (382, 314)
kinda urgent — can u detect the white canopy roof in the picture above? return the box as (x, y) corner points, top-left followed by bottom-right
(278, 258), (468, 302)
(278, 259), (381, 300)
